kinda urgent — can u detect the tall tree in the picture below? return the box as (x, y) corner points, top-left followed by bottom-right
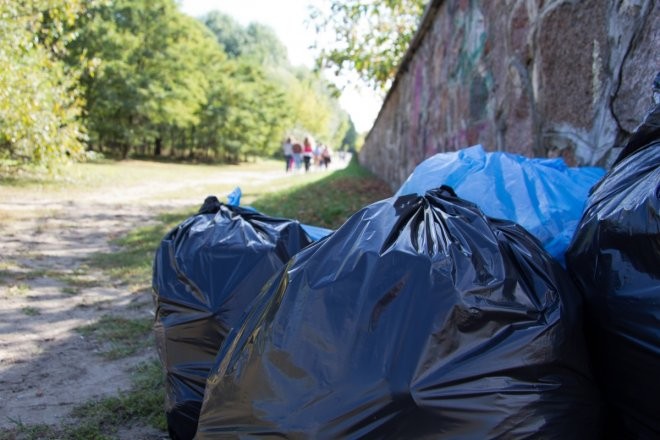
(309, 0), (427, 90)
(201, 12), (350, 154)
(201, 11), (247, 58)
(341, 117), (358, 151)
(0, 0), (90, 171)
(243, 23), (289, 67)
(70, 0), (218, 158)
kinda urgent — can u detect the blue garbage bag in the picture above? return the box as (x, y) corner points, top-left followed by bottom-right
(226, 187), (242, 206)
(395, 145), (605, 262)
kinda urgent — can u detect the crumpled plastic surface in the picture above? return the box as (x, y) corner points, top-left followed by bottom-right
(395, 145), (605, 262)
(566, 90), (660, 438)
(152, 196), (313, 440)
(196, 187), (601, 439)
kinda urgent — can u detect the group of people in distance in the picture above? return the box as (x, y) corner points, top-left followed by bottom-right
(282, 136), (332, 173)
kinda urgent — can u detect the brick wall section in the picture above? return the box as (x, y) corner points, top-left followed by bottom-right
(360, 0), (659, 190)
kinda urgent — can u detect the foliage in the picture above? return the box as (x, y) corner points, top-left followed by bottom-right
(341, 117), (358, 151)
(202, 11), (350, 153)
(309, 0), (427, 90)
(201, 11), (247, 58)
(243, 22), (290, 66)
(0, 0), (355, 170)
(0, 0), (90, 172)
(69, 0), (217, 158)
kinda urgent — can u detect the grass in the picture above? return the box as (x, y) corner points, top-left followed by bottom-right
(6, 283), (31, 296)
(75, 315), (154, 360)
(0, 157), (289, 207)
(252, 156), (392, 228)
(54, 268), (102, 290)
(66, 361), (166, 437)
(21, 306), (40, 316)
(88, 211), (190, 290)
(4, 361), (165, 440)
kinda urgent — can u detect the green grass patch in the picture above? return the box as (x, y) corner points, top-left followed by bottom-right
(88, 211), (190, 289)
(54, 268), (102, 290)
(1, 420), (56, 440)
(252, 156), (392, 228)
(6, 283), (31, 296)
(65, 361), (166, 438)
(61, 286), (80, 296)
(75, 315), (154, 360)
(3, 361), (166, 439)
(21, 306), (40, 316)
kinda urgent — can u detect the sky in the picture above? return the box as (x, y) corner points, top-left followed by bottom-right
(178, 0), (383, 133)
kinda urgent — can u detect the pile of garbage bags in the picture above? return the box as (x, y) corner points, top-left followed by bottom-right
(195, 186), (601, 438)
(152, 75), (659, 439)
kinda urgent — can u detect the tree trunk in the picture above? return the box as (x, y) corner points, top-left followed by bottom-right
(154, 137), (162, 157)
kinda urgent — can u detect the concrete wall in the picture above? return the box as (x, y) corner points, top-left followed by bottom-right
(360, 0), (659, 189)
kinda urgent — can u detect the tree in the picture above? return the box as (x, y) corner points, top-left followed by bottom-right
(70, 0), (217, 158)
(243, 23), (289, 67)
(0, 0), (90, 172)
(201, 11), (247, 58)
(309, 0), (427, 91)
(341, 117), (358, 151)
(201, 13), (350, 156)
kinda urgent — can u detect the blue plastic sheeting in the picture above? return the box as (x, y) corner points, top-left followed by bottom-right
(226, 187), (242, 206)
(395, 145), (605, 262)
(301, 223), (334, 241)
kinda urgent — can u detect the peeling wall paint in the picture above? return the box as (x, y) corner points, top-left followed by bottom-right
(360, 0), (659, 190)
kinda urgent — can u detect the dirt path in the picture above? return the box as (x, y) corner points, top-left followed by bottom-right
(0, 160), (346, 437)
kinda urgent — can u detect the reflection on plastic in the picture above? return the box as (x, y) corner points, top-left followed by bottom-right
(196, 188), (601, 439)
(395, 144), (605, 263)
(152, 196), (313, 440)
(566, 88), (660, 438)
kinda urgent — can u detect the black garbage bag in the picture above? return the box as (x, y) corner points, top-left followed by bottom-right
(566, 74), (660, 439)
(196, 187), (601, 439)
(152, 196), (313, 440)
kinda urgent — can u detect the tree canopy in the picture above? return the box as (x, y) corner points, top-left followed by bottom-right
(310, 0), (427, 91)
(0, 0), (91, 171)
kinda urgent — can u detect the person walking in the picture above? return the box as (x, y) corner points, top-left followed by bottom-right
(282, 137), (293, 172)
(303, 137), (314, 172)
(292, 141), (303, 171)
(321, 145), (332, 169)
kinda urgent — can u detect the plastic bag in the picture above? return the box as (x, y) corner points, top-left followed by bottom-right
(196, 187), (601, 439)
(152, 196), (313, 440)
(566, 76), (660, 438)
(395, 145), (605, 262)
